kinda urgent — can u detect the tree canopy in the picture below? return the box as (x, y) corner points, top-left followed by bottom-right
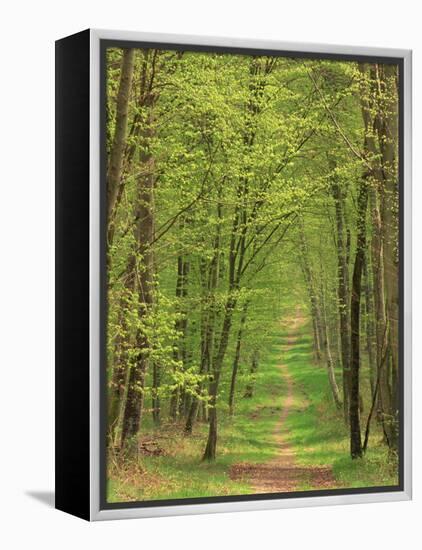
(105, 47), (399, 501)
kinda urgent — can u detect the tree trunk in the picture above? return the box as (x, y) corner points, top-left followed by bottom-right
(244, 350), (259, 398)
(202, 295), (237, 461)
(202, 387), (218, 462)
(184, 301), (213, 433)
(377, 64), (399, 450)
(108, 287), (134, 446)
(311, 315), (322, 361)
(370, 184), (388, 419)
(108, 302), (127, 429)
(363, 254), (376, 396)
(320, 278), (342, 409)
(152, 362), (161, 425)
(228, 302), (249, 415)
(120, 97), (156, 448)
(112, 351), (132, 449)
(349, 175), (368, 459)
(331, 177), (351, 422)
(298, 221), (324, 364)
(107, 49), (135, 237)
(360, 63), (398, 450)
(170, 250), (190, 420)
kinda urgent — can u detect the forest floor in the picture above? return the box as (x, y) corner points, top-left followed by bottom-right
(230, 308), (336, 492)
(107, 307), (398, 503)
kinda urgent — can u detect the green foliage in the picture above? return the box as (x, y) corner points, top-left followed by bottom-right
(107, 328), (288, 502)
(282, 320), (398, 489)
(105, 47), (399, 499)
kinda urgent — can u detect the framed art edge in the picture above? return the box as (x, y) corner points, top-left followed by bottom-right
(402, 48), (412, 501)
(55, 29), (91, 521)
(91, 28), (411, 59)
(90, 28), (101, 521)
(91, 490), (411, 522)
(88, 28), (412, 521)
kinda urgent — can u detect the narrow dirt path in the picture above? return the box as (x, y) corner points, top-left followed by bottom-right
(230, 308), (336, 493)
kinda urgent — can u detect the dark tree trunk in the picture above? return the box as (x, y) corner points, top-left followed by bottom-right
(359, 63), (398, 450)
(370, 186), (387, 421)
(107, 49), (135, 244)
(244, 350), (259, 398)
(202, 389), (218, 462)
(109, 289), (132, 445)
(170, 249), (190, 420)
(349, 176), (369, 459)
(184, 311), (212, 433)
(228, 303), (249, 415)
(152, 362), (161, 425)
(120, 92), (156, 448)
(377, 64), (399, 450)
(331, 177), (351, 422)
(310, 316), (322, 361)
(202, 295), (237, 461)
(108, 303), (126, 428)
(363, 254), (376, 396)
(107, 48), (135, 213)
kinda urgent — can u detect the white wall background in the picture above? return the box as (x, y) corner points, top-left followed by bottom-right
(0, 0), (419, 548)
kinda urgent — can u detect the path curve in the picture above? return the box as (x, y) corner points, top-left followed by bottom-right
(230, 309), (336, 493)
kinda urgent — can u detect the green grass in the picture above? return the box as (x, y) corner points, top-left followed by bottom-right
(282, 320), (398, 490)
(108, 311), (398, 503)
(107, 337), (288, 502)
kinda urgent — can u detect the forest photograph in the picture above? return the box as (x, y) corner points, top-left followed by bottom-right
(104, 45), (400, 504)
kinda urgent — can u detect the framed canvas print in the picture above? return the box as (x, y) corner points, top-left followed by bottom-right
(55, 29), (412, 521)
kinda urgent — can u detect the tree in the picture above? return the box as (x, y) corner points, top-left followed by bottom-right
(107, 48), (135, 246)
(104, 49), (400, 475)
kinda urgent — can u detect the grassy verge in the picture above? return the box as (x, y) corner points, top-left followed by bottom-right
(108, 312), (399, 503)
(282, 318), (398, 490)
(107, 336), (288, 502)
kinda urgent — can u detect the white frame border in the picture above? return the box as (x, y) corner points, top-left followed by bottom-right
(89, 29), (412, 521)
